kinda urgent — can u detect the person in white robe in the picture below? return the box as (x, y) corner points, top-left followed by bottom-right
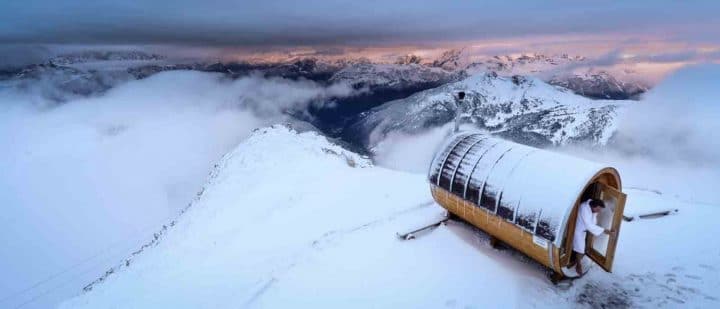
(572, 199), (615, 274)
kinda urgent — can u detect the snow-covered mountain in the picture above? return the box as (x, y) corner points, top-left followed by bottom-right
(548, 70), (648, 100)
(59, 124), (429, 307)
(126, 57), (344, 81)
(49, 50), (165, 66)
(0, 51), (168, 103)
(427, 50), (648, 100)
(329, 62), (462, 89)
(431, 51), (585, 74)
(346, 72), (627, 150)
(59, 125), (720, 308)
(0, 62), (135, 103)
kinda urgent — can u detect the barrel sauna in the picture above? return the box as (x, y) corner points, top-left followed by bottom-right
(428, 132), (627, 278)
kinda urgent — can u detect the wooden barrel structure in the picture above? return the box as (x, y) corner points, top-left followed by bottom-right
(428, 132), (627, 277)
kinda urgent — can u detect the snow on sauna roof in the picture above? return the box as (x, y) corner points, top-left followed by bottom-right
(428, 132), (615, 246)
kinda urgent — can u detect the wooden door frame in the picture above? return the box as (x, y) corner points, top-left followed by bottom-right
(560, 183), (601, 266)
(586, 182), (627, 272)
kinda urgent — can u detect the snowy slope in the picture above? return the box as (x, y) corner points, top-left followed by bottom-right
(60, 125), (720, 308)
(347, 73), (627, 150)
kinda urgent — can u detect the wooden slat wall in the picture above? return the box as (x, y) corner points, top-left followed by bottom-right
(432, 185), (561, 272)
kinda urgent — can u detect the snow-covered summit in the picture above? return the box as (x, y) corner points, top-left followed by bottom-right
(346, 72), (627, 150)
(59, 124), (441, 308)
(425, 49), (647, 100)
(62, 124), (377, 294)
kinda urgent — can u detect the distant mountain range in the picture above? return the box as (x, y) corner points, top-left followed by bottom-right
(0, 49), (636, 150)
(1, 49), (648, 100)
(48, 50), (165, 65)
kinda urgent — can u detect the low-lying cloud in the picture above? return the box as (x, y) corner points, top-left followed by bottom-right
(0, 70), (354, 308)
(563, 64), (720, 204)
(373, 124), (454, 174)
(613, 64), (720, 164)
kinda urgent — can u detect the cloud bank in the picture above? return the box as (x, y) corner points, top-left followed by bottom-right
(613, 64), (720, 164)
(563, 64), (720, 205)
(1, 1), (719, 46)
(0, 70), (353, 308)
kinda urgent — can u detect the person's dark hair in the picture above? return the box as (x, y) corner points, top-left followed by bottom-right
(589, 199), (605, 208)
(458, 91), (465, 100)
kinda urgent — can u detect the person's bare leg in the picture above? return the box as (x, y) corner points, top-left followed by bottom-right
(575, 252), (585, 274)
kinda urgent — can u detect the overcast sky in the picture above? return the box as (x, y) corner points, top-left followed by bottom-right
(1, 0), (719, 46)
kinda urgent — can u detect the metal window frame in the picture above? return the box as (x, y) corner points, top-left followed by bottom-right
(461, 141), (502, 200)
(448, 136), (486, 194)
(435, 134), (471, 186)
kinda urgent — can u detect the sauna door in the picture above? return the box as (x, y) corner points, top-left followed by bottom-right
(586, 183), (626, 272)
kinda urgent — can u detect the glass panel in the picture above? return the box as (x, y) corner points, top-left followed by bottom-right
(586, 182), (627, 272)
(591, 194), (617, 254)
(429, 134), (468, 184)
(480, 182), (501, 211)
(464, 141), (505, 206)
(439, 135), (482, 191)
(535, 214), (557, 242)
(515, 211), (536, 231)
(450, 140), (486, 196)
